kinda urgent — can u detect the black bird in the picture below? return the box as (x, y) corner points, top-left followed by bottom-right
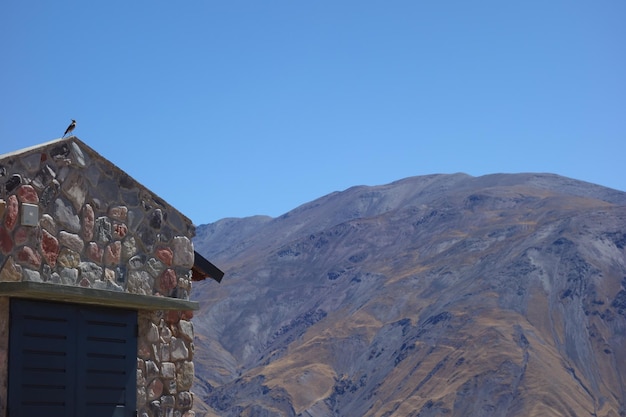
(63, 119), (76, 137)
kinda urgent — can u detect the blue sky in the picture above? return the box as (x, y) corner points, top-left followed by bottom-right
(1, 1), (624, 225)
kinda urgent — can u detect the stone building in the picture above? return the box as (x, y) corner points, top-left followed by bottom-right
(0, 137), (223, 417)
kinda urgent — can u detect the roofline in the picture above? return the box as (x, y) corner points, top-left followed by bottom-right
(1, 136), (195, 233)
(192, 251), (225, 283)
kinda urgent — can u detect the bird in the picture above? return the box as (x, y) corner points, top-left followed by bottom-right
(63, 119), (76, 137)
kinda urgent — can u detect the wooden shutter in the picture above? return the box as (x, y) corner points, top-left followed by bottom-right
(8, 299), (137, 417)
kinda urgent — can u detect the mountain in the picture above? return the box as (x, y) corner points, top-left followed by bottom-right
(190, 173), (626, 417)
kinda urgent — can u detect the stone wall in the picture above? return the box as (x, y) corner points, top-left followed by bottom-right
(137, 309), (196, 417)
(0, 139), (195, 297)
(0, 138), (201, 416)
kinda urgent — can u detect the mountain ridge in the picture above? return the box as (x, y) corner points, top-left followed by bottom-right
(191, 173), (626, 417)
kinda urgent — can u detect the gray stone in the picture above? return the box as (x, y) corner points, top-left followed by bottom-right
(122, 236), (138, 261)
(40, 180), (60, 207)
(54, 198), (80, 232)
(41, 264), (52, 281)
(128, 270), (153, 295)
(147, 322), (159, 343)
(172, 236), (194, 268)
(137, 386), (147, 408)
(177, 392), (193, 409)
(70, 141), (88, 167)
(175, 287), (189, 300)
(150, 209), (164, 229)
(122, 188), (140, 207)
(59, 267), (79, 285)
(138, 225), (157, 252)
(161, 362), (176, 379)
(96, 176), (120, 204)
(128, 255), (145, 270)
(32, 164), (56, 190)
(22, 268), (42, 282)
(48, 272), (61, 283)
(95, 217), (112, 245)
(160, 343), (171, 362)
(178, 320), (194, 343)
(22, 153), (42, 173)
(62, 171), (88, 211)
(59, 231), (84, 253)
(170, 338), (189, 362)
(160, 324), (172, 342)
(39, 214), (57, 234)
(50, 142), (70, 160)
(167, 212), (186, 234)
(57, 165), (70, 181)
(146, 257), (165, 278)
(128, 208), (144, 232)
(79, 262), (103, 283)
(137, 369), (146, 390)
(5, 174), (21, 193)
(161, 395), (175, 409)
(150, 400), (162, 417)
(176, 361), (194, 391)
(92, 278), (124, 292)
(84, 162), (101, 187)
(151, 344), (159, 362)
(115, 266), (126, 287)
(146, 360), (159, 379)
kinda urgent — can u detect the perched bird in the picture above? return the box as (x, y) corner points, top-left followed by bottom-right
(63, 119), (76, 137)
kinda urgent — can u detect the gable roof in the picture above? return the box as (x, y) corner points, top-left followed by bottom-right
(1, 136), (224, 285)
(0, 136), (194, 236)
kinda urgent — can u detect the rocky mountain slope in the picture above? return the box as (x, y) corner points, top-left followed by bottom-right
(191, 173), (626, 417)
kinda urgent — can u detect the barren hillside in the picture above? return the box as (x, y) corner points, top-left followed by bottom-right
(191, 173), (626, 417)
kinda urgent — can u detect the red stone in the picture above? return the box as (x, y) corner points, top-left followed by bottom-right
(14, 227), (36, 246)
(155, 247), (173, 266)
(0, 226), (14, 254)
(113, 223), (128, 239)
(17, 185), (39, 203)
(147, 378), (163, 401)
(104, 241), (121, 266)
(40, 229), (59, 267)
(82, 204), (95, 241)
(17, 246), (42, 268)
(157, 268), (177, 294)
(4, 195), (18, 231)
(166, 310), (181, 324)
(181, 310), (194, 320)
(86, 241), (103, 263)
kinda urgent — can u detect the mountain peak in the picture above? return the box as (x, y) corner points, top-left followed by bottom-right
(192, 173), (626, 416)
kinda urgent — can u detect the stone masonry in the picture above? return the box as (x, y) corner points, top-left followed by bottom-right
(0, 137), (201, 416)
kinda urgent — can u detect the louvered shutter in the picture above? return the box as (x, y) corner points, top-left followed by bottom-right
(8, 299), (137, 417)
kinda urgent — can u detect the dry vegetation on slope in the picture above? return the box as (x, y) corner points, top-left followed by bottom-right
(192, 173), (626, 417)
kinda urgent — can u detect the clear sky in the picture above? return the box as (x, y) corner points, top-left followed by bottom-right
(1, 1), (624, 225)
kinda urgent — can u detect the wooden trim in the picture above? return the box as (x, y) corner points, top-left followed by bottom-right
(193, 251), (224, 283)
(0, 282), (199, 311)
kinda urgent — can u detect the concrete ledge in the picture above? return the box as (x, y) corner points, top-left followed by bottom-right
(0, 281), (199, 311)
